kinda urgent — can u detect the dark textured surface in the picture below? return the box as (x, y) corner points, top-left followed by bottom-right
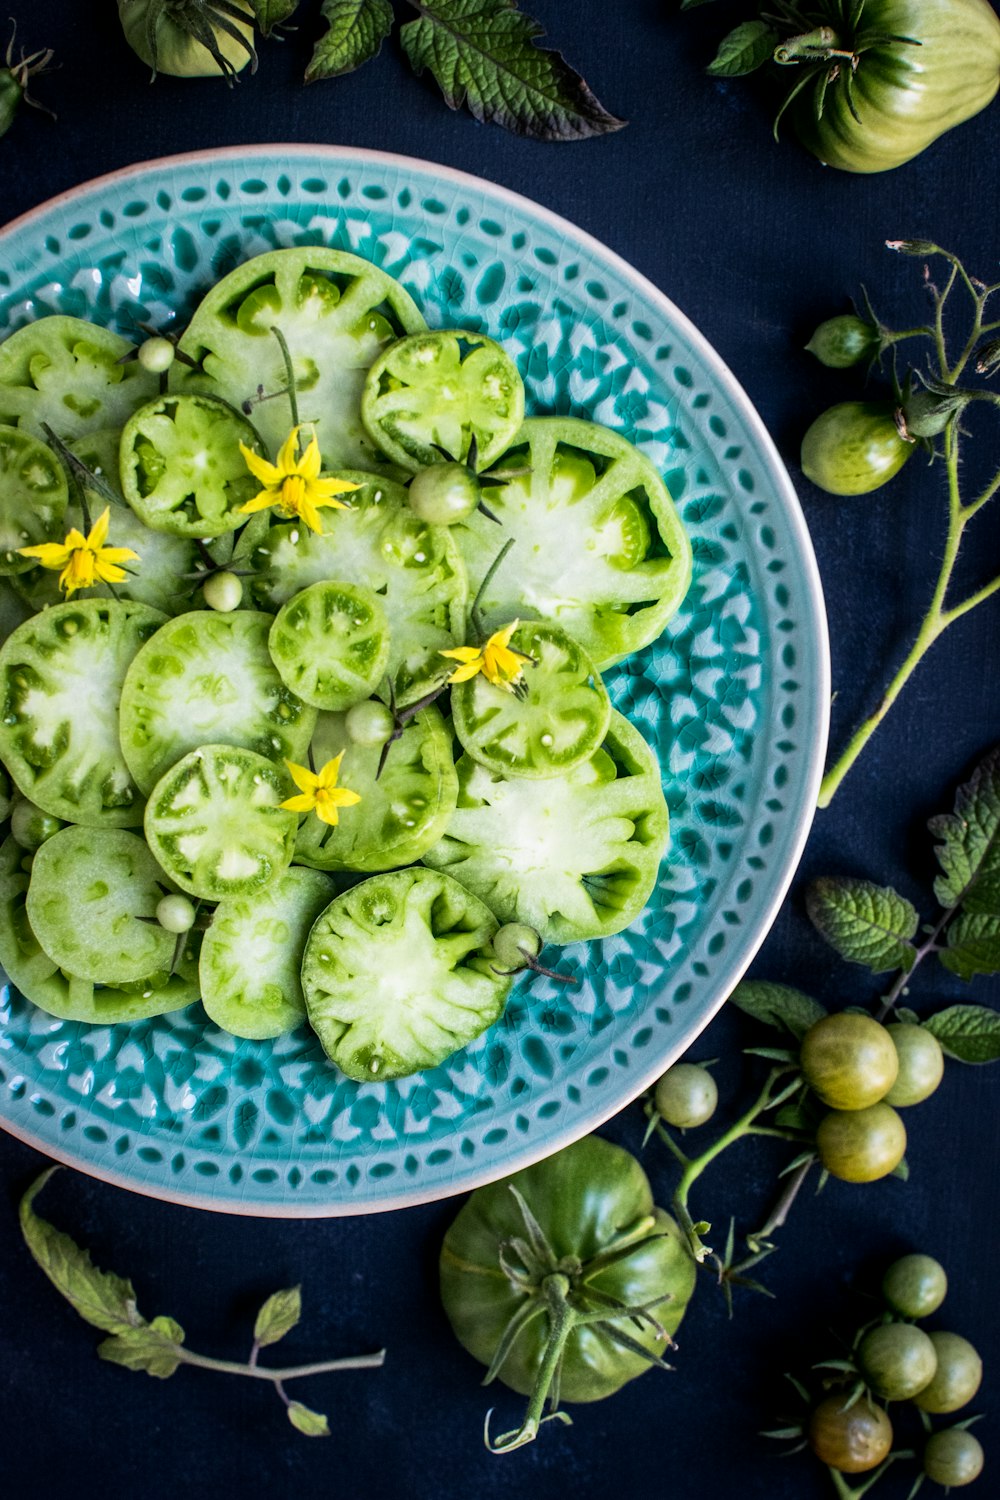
(1, 3), (998, 1497)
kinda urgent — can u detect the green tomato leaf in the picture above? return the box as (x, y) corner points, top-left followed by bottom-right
(287, 1401), (331, 1437)
(306, 0), (394, 82)
(729, 979), (826, 1038)
(19, 1168), (144, 1336)
(806, 877), (918, 973)
(253, 1285), (302, 1347)
(939, 912), (1000, 981)
(891, 1157), (910, 1182)
(706, 22), (778, 78)
(251, 0), (299, 36)
(399, 0), (625, 142)
(97, 1317), (186, 1379)
(929, 745), (1000, 915)
(925, 1002), (1000, 1062)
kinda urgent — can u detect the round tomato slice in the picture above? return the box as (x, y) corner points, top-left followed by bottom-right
(267, 580), (391, 711)
(301, 867), (510, 1081)
(172, 247), (426, 469)
(144, 743), (298, 901)
(424, 710), (669, 943)
(361, 330), (525, 471)
(0, 316), (158, 441)
(454, 417), (691, 668)
(0, 424), (69, 575)
(0, 598), (165, 827)
(451, 619), (611, 779)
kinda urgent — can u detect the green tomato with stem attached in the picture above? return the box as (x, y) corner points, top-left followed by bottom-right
(816, 1102), (907, 1183)
(344, 699), (396, 748)
(117, 1), (257, 83)
(805, 315), (880, 368)
(801, 402), (912, 496)
(408, 463), (482, 526)
(800, 1012), (898, 1110)
(884, 1023), (945, 1106)
(654, 1063), (718, 1129)
(808, 1395), (893, 1473)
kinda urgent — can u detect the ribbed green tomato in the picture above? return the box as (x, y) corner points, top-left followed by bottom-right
(788, 0), (1000, 174)
(117, 1), (256, 81)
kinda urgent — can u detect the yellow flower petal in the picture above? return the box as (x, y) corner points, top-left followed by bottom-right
(297, 495), (325, 535)
(439, 645), (484, 665)
(276, 425), (303, 473)
(297, 432), (323, 481)
(239, 489), (281, 516)
(17, 542), (72, 566)
(239, 442), (282, 488)
(284, 759), (320, 795)
(311, 476), (362, 501)
(87, 507), (112, 549)
(316, 753), (345, 787)
(281, 792), (318, 814)
(444, 660), (484, 684)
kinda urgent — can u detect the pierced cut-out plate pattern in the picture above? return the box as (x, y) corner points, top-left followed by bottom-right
(0, 148), (828, 1215)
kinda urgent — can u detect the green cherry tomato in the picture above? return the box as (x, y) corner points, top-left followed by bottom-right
(654, 1063), (718, 1129)
(10, 796), (64, 851)
(492, 922), (542, 970)
(805, 315), (880, 368)
(156, 893), (196, 934)
(808, 1395), (893, 1474)
(913, 1333), (983, 1414)
(816, 1102), (907, 1183)
(882, 1253), (948, 1319)
(884, 1023), (945, 1106)
(137, 336), (175, 375)
(923, 1428), (985, 1487)
(117, 0), (257, 81)
(344, 699), (396, 748)
(858, 1321), (938, 1400)
(203, 570), (243, 613)
(407, 463), (482, 525)
(800, 402), (912, 496)
(800, 1013), (899, 1110)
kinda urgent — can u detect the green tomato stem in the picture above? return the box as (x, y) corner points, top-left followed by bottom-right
(485, 1273), (577, 1453)
(271, 327), (299, 429)
(171, 1346), (386, 1381)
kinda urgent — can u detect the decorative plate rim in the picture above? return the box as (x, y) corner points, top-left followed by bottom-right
(0, 144), (830, 1216)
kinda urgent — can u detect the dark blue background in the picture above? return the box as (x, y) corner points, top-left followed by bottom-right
(1, 4), (998, 1497)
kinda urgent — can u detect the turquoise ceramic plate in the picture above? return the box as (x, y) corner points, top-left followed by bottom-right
(0, 147), (828, 1216)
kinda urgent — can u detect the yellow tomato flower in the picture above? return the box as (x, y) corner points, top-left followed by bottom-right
(239, 425), (361, 535)
(281, 753), (361, 828)
(439, 620), (531, 691)
(17, 507), (140, 597)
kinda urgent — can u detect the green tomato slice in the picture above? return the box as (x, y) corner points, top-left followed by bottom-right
(172, 248), (426, 469)
(120, 393), (264, 537)
(144, 744), (298, 901)
(267, 580), (390, 711)
(0, 316), (158, 441)
(250, 471), (467, 705)
(293, 704), (458, 873)
(199, 865), (334, 1040)
(119, 609), (316, 795)
(423, 710), (669, 943)
(361, 330), (525, 472)
(301, 867), (510, 1082)
(454, 417), (692, 668)
(451, 619), (611, 779)
(0, 598), (165, 827)
(26, 826), (179, 986)
(0, 835), (198, 1023)
(0, 424), (69, 575)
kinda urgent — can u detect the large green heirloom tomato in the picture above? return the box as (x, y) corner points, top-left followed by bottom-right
(440, 1135), (696, 1452)
(118, 1), (257, 82)
(787, 0), (1000, 174)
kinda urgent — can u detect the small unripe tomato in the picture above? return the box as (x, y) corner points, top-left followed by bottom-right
(913, 1333), (982, 1414)
(882, 1253), (948, 1319)
(923, 1428), (985, 1487)
(800, 1013), (898, 1110)
(801, 402), (912, 496)
(137, 336), (176, 374)
(156, 894), (196, 934)
(805, 315), (880, 369)
(857, 1322), (938, 1400)
(10, 796), (63, 851)
(203, 570), (243, 612)
(808, 1395), (893, 1474)
(884, 1023), (944, 1106)
(493, 922), (541, 970)
(816, 1102), (907, 1183)
(344, 699), (396, 747)
(408, 463), (481, 525)
(654, 1063), (718, 1129)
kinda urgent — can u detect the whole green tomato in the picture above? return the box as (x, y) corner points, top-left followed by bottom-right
(801, 402), (912, 496)
(786, 0), (1000, 174)
(117, 0), (256, 81)
(913, 1332), (983, 1413)
(857, 1321), (938, 1400)
(800, 1012), (898, 1110)
(805, 315), (880, 369)
(654, 1062), (718, 1129)
(884, 1023), (945, 1106)
(816, 1101), (907, 1182)
(808, 1394), (893, 1473)
(881, 1253), (948, 1318)
(923, 1428), (985, 1487)
(440, 1134), (696, 1449)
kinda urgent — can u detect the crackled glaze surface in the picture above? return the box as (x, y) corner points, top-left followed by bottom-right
(0, 148), (828, 1214)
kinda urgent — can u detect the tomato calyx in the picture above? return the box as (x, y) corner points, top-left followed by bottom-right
(484, 1186), (677, 1454)
(1, 22), (56, 125)
(129, 0), (258, 85)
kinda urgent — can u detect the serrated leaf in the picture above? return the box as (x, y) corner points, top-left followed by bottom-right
(287, 1401), (331, 1436)
(97, 1318), (185, 1379)
(19, 1168), (144, 1336)
(940, 912), (1000, 981)
(707, 21), (778, 77)
(929, 746), (1000, 915)
(400, 0), (625, 142)
(925, 1004), (1000, 1062)
(729, 980), (826, 1038)
(252, 0), (299, 35)
(254, 1286), (302, 1347)
(306, 0), (394, 82)
(806, 878), (918, 973)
